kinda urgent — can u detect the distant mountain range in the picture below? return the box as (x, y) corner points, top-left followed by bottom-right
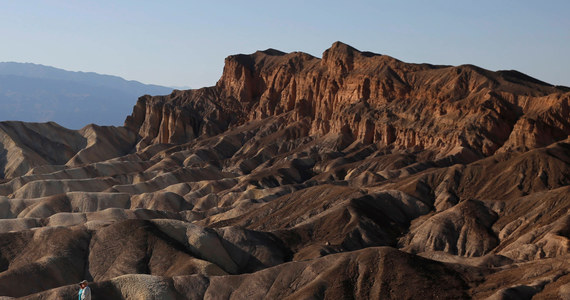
(0, 62), (173, 129)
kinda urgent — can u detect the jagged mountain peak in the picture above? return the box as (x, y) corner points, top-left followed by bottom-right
(128, 43), (570, 157)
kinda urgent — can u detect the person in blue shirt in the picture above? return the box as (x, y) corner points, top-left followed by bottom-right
(78, 280), (91, 300)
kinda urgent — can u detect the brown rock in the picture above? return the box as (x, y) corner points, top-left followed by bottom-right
(126, 42), (569, 157)
(1, 42), (569, 298)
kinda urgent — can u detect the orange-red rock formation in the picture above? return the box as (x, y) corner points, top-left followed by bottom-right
(126, 42), (570, 158)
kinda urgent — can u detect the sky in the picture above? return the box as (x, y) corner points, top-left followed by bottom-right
(1, 0), (569, 88)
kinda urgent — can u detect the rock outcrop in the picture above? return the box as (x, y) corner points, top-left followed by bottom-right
(126, 42), (570, 158)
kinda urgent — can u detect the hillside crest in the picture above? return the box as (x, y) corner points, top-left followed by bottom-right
(126, 42), (570, 157)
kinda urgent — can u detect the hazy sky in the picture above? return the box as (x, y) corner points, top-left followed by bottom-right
(1, 0), (569, 88)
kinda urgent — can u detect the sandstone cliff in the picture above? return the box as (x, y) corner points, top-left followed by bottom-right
(126, 42), (570, 158)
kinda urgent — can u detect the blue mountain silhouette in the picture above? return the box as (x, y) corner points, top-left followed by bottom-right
(0, 62), (173, 129)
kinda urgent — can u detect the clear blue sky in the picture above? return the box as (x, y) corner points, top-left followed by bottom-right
(1, 0), (569, 88)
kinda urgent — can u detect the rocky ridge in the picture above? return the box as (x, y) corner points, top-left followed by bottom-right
(0, 42), (568, 299)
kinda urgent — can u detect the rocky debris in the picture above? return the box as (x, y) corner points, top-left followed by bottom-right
(0, 43), (569, 298)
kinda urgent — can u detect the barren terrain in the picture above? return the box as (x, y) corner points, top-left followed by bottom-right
(0, 42), (568, 299)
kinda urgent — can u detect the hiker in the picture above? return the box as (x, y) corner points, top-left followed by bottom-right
(78, 280), (91, 300)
